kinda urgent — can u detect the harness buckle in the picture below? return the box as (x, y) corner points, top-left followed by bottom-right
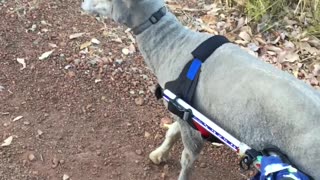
(149, 6), (167, 24)
(149, 16), (158, 24)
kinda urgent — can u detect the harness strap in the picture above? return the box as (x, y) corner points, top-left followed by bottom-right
(156, 35), (229, 142)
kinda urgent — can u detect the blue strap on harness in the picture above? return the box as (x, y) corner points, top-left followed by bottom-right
(186, 58), (202, 80)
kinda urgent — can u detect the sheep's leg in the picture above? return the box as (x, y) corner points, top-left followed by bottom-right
(178, 122), (204, 180)
(149, 121), (181, 164)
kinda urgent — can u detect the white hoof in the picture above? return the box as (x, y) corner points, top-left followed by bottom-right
(149, 148), (169, 164)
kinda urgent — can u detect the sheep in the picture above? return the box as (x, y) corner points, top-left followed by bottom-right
(81, 0), (320, 179)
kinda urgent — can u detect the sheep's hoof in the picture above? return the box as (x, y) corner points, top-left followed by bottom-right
(149, 149), (169, 165)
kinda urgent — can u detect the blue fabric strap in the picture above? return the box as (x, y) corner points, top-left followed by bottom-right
(187, 59), (202, 80)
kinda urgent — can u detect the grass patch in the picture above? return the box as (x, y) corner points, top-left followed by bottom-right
(221, 0), (320, 37)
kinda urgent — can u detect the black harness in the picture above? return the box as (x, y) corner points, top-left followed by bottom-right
(155, 35), (230, 142)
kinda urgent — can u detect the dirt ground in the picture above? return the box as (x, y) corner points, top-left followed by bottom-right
(0, 1), (254, 180)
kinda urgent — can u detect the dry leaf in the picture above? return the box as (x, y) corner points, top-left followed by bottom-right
(307, 36), (320, 49)
(17, 58), (26, 70)
(281, 51), (300, 63)
(69, 32), (85, 39)
(238, 31), (251, 42)
(1, 136), (13, 147)
(201, 24), (218, 34)
(167, 4), (182, 11)
(206, 4), (221, 15)
(13, 115), (23, 122)
(128, 44), (136, 53)
(80, 41), (92, 50)
(313, 64), (320, 76)
(201, 15), (217, 25)
(39, 50), (54, 60)
(266, 45), (282, 53)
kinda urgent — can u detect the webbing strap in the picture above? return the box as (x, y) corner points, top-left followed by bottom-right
(192, 35), (230, 61)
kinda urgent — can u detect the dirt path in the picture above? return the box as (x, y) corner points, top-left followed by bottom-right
(0, 1), (251, 179)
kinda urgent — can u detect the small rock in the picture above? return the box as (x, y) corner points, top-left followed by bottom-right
(144, 131), (151, 138)
(64, 64), (73, 70)
(74, 59), (81, 65)
(30, 24), (37, 32)
(140, 74), (149, 80)
(129, 90), (135, 95)
(135, 149), (142, 155)
(161, 172), (166, 178)
(67, 71), (76, 78)
(199, 162), (206, 168)
(96, 150), (102, 156)
(138, 90), (145, 95)
(122, 48), (129, 55)
(37, 129), (43, 136)
(23, 121), (30, 125)
(135, 97), (144, 106)
(0, 85), (4, 92)
(59, 159), (65, 164)
(62, 174), (70, 180)
(28, 154), (36, 162)
(32, 171), (39, 175)
(115, 59), (123, 65)
(22, 160), (27, 166)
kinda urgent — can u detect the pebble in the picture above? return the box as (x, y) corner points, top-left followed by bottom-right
(135, 149), (142, 155)
(144, 131), (151, 138)
(62, 174), (70, 180)
(28, 154), (36, 162)
(122, 48), (129, 55)
(115, 59), (124, 65)
(22, 160), (27, 166)
(134, 97), (144, 106)
(67, 71), (76, 78)
(161, 172), (166, 178)
(199, 162), (206, 168)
